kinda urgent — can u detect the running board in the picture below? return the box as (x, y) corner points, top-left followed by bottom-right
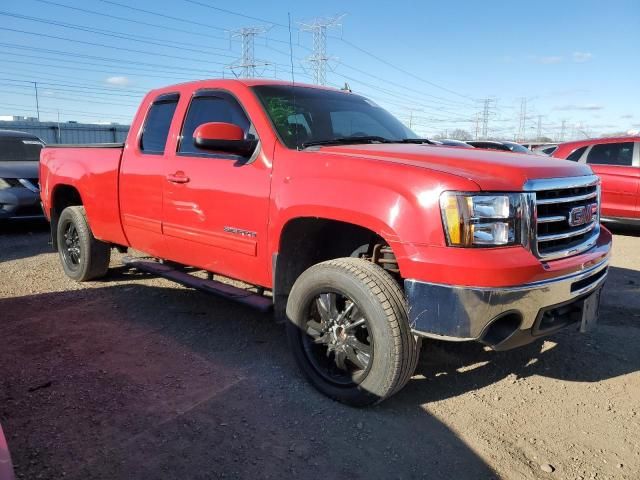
(122, 257), (273, 312)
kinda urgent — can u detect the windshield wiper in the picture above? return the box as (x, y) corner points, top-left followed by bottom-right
(300, 136), (393, 149)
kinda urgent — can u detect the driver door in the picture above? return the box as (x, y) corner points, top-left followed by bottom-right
(162, 89), (272, 286)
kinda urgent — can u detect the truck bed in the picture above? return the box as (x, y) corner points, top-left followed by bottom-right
(40, 144), (128, 246)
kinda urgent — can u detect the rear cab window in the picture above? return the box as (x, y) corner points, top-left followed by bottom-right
(586, 142), (634, 166)
(140, 93), (180, 154)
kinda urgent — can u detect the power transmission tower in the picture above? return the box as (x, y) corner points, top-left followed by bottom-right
(537, 115), (543, 140)
(299, 14), (345, 85)
(33, 81), (40, 121)
(560, 119), (566, 141)
(228, 26), (270, 78)
(474, 112), (481, 140)
(405, 107), (423, 130)
(481, 98), (494, 139)
(517, 97), (527, 142)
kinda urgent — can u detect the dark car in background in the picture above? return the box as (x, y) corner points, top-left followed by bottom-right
(501, 141), (531, 154)
(434, 139), (475, 148)
(467, 140), (531, 153)
(0, 130), (45, 221)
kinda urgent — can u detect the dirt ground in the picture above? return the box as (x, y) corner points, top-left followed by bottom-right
(0, 222), (639, 480)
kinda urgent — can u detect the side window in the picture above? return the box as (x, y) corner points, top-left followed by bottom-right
(586, 142), (634, 166)
(566, 146), (588, 161)
(179, 93), (251, 155)
(330, 111), (395, 138)
(140, 93), (179, 154)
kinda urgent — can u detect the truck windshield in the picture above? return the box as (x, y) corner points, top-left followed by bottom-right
(0, 136), (44, 162)
(253, 85), (419, 149)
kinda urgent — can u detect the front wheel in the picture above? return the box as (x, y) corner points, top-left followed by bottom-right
(56, 206), (111, 281)
(286, 258), (419, 406)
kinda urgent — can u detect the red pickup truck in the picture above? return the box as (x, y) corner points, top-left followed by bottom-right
(40, 79), (611, 406)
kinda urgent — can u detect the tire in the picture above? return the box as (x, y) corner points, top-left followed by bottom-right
(285, 257), (419, 406)
(56, 206), (110, 281)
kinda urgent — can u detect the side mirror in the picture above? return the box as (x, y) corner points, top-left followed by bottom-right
(193, 122), (257, 157)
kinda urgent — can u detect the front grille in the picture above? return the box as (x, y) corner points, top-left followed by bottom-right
(529, 176), (600, 260)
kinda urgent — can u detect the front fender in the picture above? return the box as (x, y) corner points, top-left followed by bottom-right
(268, 151), (480, 277)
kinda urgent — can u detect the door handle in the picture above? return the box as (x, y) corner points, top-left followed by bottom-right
(166, 172), (190, 184)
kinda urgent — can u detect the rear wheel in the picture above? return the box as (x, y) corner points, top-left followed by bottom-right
(56, 206), (110, 281)
(286, 258), (419, 406)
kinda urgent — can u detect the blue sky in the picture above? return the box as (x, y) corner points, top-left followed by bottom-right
(0, 0), (638, 140)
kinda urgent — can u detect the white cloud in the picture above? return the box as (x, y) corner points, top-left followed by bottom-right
(572, 52), (593, 63)
(530, 52), (593, 65)
(536, 55), (564, 64)
(105, 76), (131, 86)
(553, 104), (604, 111)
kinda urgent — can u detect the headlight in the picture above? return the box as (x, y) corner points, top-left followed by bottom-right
(0, 178), (11, 190)
(440, 192), (526, 247)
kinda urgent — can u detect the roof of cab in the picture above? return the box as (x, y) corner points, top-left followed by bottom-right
(146, 78), (342, 97)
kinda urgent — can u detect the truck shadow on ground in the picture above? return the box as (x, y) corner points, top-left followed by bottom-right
(392, 264), (640, 407)
(0, 282), (497, 480)
(0, 265), (638, 479)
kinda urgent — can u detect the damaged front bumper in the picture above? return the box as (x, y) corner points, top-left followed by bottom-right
(404, 256), (609, 351)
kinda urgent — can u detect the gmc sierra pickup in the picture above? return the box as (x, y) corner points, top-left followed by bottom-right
(40, 79), (611, 406)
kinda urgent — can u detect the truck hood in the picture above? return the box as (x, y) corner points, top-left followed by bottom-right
(315, 144), (593, 190)
(0, 161), (39, 180)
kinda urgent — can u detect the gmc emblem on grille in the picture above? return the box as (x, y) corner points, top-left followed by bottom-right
(568, 203), (597, 227)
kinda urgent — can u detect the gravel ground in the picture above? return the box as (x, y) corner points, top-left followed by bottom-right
(0, 221), (639, 480)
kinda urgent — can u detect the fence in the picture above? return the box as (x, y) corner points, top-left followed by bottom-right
(0, 121), (130, 144)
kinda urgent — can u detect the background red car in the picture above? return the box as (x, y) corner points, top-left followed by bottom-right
(0, 423), (15, 480)
(553, 136), (640, 224)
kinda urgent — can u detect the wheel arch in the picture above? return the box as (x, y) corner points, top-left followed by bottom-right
(272, 216), (403, 317)
(49, 184), (84, 250)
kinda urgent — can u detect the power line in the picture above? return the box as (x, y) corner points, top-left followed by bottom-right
(98, 0), (230, 33)
(335, 37), (474, 101)
(30, 0), (232, 42)
(183, 0), (288, 28)
(0, 45), (223, 78)
(0, 77), (145, 97)
(0, 87), (139, 108)
(0, 26), (235, 67)
(0, 101), (133, 120)
(332, 63), (478, 109)
(0, 11), (238, 59)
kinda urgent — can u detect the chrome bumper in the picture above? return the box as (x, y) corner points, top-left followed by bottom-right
(404, 257), (609, 351)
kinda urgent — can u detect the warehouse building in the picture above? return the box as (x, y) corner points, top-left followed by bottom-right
(0, 118), (129, 144)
